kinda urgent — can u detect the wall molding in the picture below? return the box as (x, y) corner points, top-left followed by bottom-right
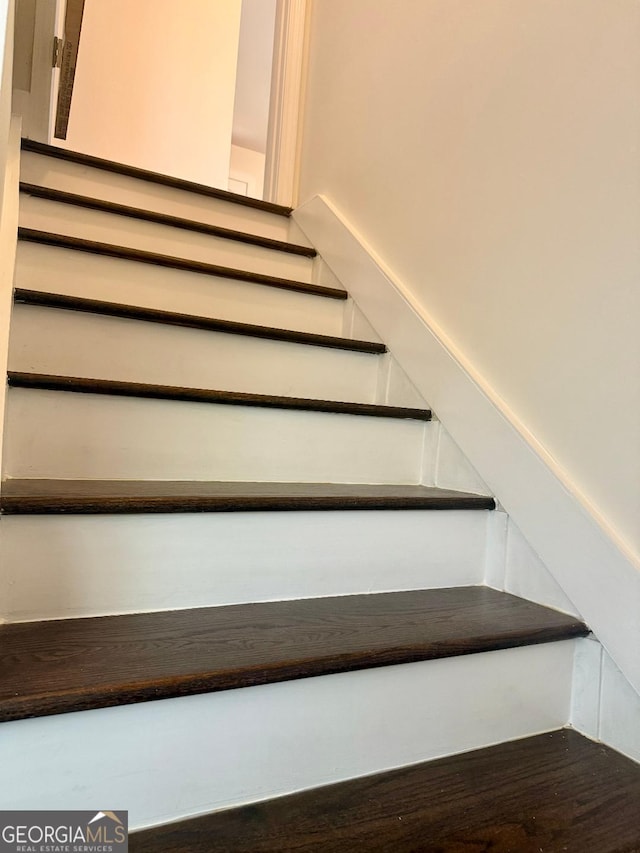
(263, 0), (309, 207)
(294, 193), (640, 697)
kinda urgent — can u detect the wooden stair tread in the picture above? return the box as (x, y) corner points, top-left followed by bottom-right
(14, 288), (378, 352)
(0, 481), (496, 514)
(17, 228), (343, 300)
(20, 183), (317, 257)
(21, 139), (293, 216)
(7, 372), (432, 421)
(0, 588), (586, 722)
(129, 730), (639, 852)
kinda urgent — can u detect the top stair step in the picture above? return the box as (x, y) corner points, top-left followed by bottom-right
(20, 141), (298, 242)
(20, 183), (316, 257)
(0, 587), (587, 722)
(21, 140), (292, 217)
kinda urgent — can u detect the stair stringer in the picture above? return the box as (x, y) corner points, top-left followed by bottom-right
(0, 116), (21, 626)
(304, 201), (581, 622)
(344, 279), (582, 623)
(571, 637), (640, 766)
(293, 194), (640, 707)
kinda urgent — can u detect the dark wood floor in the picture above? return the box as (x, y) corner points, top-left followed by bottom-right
(130, 730), (640, 852)
(0, 587), (585, 721)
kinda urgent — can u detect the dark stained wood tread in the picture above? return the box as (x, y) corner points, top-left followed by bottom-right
(129, 730), (640, 853)
(18, 228), (343, 300)
(21, 139), (293, 216)
(20, 183), (317, 257)
(14, 289), (380, 353)
(0, 588), (586, 721)
(0, 481), (495, 515)
(8, 372), (432, 421)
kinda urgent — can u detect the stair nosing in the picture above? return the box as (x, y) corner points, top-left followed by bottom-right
(7, 372), (431, 421)
(13, 288), (382, 353)
(0, 588), (587, 721)
(17, 228), (344, 300)
(0, 481), (496, 515)
(21, 139), (293, 217)
(20, 183), (317, 257)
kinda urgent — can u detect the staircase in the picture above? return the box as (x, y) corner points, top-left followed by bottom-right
(1, 139), (638, 850)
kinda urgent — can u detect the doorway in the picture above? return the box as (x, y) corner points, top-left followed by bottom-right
(15, 0), (278, 199)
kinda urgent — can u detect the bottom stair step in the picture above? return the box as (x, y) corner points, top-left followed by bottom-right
(129, 729), (640, 852)
(0, 588), (586, 722)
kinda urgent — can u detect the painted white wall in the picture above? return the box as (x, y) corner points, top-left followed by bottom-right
(230, 0), (277, 198)
(59, 0), (242, 187)
(298, 0), (640, 561)
(572, 638), (640, 766)
(232, 0), (276, 155)
(229, 143), (265, 197)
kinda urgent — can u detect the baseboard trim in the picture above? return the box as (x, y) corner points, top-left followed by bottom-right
(294, 194), (640, 697)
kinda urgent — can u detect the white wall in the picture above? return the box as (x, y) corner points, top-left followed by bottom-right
(229, 143), (265, 197)
(232, 0), (276, 155)
(60, 0), (242, 187)
(298, 0), (640, 562)
(573, 638), (640, 765)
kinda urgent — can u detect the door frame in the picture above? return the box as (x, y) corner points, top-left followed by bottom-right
(263, 0), (309, 207)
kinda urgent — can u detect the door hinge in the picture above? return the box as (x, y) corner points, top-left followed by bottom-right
(52, 36), (64, 69)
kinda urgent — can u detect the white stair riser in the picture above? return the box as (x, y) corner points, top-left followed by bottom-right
(21, 151), (301, 243)
(0, 642), (577, 829)
(15, 242), (345, 336)
(0, 511), (489, 621)
(4, 389), (429, 482)
(20, 195), (315, 282)
(9, 306), (381, 402)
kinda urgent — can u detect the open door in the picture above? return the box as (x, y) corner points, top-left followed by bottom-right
(53, 0), (84, 139)
(17, 0), (85, 143)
